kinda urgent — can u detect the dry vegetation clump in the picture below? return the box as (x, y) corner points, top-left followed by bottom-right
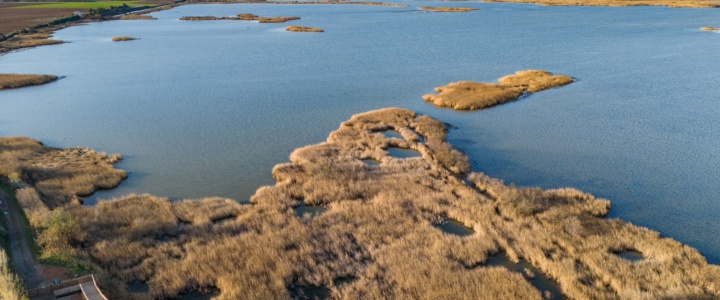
(483, 0), (719, 8)
(418, 6), (479, 12)
(179, 16), (231, 21)
(0, 74), (58, 90)
(423, 70), (573, 110)
(22, 107), (713, 299)
(258, 16), (301, 23)
(237, 13), (259, 20)
(700, 26), (719, 31)
(0, 136), (126, 208)
(120, 14), (157, 20)
(112, 36), (136, 42)
(0, 248), (27, 300)
(286, 26), (324, 32)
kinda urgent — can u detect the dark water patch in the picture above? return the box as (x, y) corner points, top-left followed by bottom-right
(485, 254), (563, 300)
(289, 283), (330, 300)
(360, 159), (380, 166)
(387, 147), (421, 158)
(179, 287), (220, 300)
(614, 250), (644, 262)
(294, 203), (327, 218)
(381, 130), (403, 139)
(437, 219), (474, 237)
(127, 280), (150, 293)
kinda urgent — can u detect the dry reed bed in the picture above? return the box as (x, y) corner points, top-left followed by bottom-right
(112, 36), (137, 42)
(0, 248), (26, 300)
(179, 15), (300, 23)
(423, 70), (573, 110)
(700, 26), (719, 31)
(13, 108), (710, 299)
(483, 0), (719, 7)
(286, 26), (324, 32)
(0, 73), (58, 90)
(0, 137), (126, 208)
(418, 6), (479, 12)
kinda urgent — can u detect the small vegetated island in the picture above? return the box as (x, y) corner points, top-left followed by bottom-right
(286, 25), (324, 32)
(180, 14), (301, 23)
(418, 6), (479, 12)
(700, 26), (719, 31)
(111, 36), (136, 42)
(0, 74), (58, 90)
(423, 69), (573, 110)
(2, 94), (719, 298)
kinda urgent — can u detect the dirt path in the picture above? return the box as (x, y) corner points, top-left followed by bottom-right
(0, 188), (42, 289)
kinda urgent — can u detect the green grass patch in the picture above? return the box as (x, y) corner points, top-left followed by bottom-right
(15, 1), (149, 9)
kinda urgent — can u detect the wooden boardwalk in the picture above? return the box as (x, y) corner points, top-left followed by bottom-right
(28, 275), (108, 300)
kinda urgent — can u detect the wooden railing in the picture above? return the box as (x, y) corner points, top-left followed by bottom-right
(27, 274), (107, 300)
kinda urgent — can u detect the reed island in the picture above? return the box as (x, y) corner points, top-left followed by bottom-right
(0, 74), (59, 90)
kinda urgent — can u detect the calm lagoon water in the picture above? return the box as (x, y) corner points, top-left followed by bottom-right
(1, 2), (719, 263)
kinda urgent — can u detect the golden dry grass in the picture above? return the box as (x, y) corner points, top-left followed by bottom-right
(237, 13), (259, 20)
(120, 14), (157, 20)
(418, 6), (479, 12)
(423, 70), (573, 110)
(0, 248), (27, 300)
(111, 36), (136, 42)
(0, 74), (58, 90)
(286, 26), (324, 32)
(700, 26), (719, 31)
(0, 137), (126, 208)
(483, 0), (719, 8)
(4, 107), (708, 299)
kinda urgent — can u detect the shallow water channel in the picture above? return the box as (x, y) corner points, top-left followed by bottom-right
(0, 1), (718, 263)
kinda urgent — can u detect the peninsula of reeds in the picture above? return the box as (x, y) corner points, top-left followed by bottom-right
(0, 74), (58, 90)
(700, 26), (719, 31)
(2, 104), (718, 299)
(423, 70), (573, 110)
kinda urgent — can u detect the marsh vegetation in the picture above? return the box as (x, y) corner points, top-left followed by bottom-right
(0, 74), (58, 90)
(700, 26), (719, 31)
(423, 70), (573, 110)
(418, 6), (479, 12)
(120, 14), (157, 20)
(112, 36), (137, 41)
(484, 0), (719, 8)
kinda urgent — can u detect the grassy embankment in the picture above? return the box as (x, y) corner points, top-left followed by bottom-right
(286, 26), (324, 32)
(423, 70), (573, 110)
(0, 74), (58, 90)
(112, 36), (137, 41)
(483, 0), (719, 7)
(418, 6), (479, 12)
(3, 105), (719, 299)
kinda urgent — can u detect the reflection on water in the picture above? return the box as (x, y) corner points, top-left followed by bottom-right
(294, 203), (327, 218)
(381, 130), (403, 139)
(615, 250), (644, 262)
(0, 2), (718, 263)
(437, 219), (474, 236)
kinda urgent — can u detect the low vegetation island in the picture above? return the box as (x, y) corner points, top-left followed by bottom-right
(2, 101), (718, 299)
(700, 26), (719, 31)
(111, 36), (136, 41)
(180, 15), (301, 23)
(423, 70), (573, 110)
(0, 74), (59, 90)
(418, 6), (479, 12)
(286, 25), (324, 32)
(119, 14), (157, 20)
